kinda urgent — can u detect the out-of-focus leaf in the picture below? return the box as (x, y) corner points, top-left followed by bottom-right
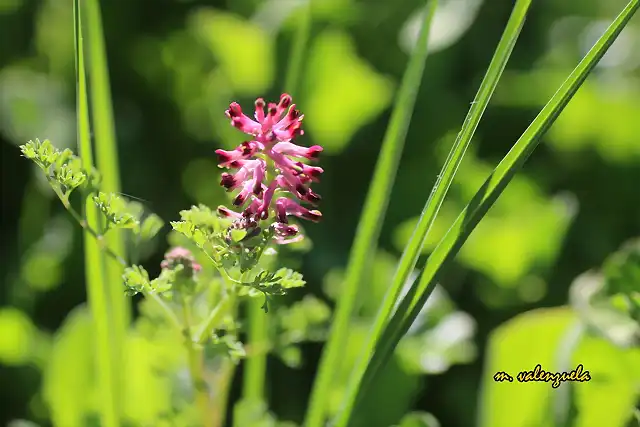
(479, 307), (640, 427)
(396, 412), (440, 427)
(0, 307), (37, 366)
(140, 213), (164, 242)
(42, 306), (95, 427)
(190, 9), (274, 94)
(303, 29), (394, 153)
(323, 322), (420, 427)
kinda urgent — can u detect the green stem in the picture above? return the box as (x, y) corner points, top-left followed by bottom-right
(49, 182), (128, 266)
(194, 294), (231, 344)
(83, 0), (129, 408)
(212, 284), (239, 427)
(180, 294), (213, 427)
(147, 291), (182, 332)
(73, 1), (120, 425)
(212, 359), (236, 427)
(242, 296), (269, 403)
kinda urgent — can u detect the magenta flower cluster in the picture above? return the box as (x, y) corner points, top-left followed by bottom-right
(215, 94), (323, 244)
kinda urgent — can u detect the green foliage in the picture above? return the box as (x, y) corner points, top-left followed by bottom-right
(170, 205), (308, 312)
(396, 412), (440, 427)
(273, 296), (332, 368)
(240, 268), (305, 313)
(305, 1), (439, 424)
(93, 192), (138, 230)
(479, 307), (640, 427)
(570, 239), (640, 348)
(210, 334), (246, 363)
(20, 139), (97, 198)
(350, 2), (640, 420)
(122, 265), (182, 297)
(232, 400), (297, 427)
(603, 239), (640, 315)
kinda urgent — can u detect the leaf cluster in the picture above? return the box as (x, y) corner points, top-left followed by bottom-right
(20, 139), (99, 200)
(122, 265), (175, 296)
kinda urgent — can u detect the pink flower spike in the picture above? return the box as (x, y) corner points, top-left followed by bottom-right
(259, 179), (278, 218)
(272, 222), (304, 245)
(218, 206), (243, 219)
(215, 141), (260, 168)
(254, 98), (266, 123)
(252, 159), (266, 195)
(272, 141), (323, 159)
(217, 94), (323, 245)
(275, 197), (322, 223)
(294, 163), (323, 180)
(226, 102), (261, 135)
(233, 179), (257, 206)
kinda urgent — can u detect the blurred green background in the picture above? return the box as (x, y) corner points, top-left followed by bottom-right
(1, 0), (639, 426)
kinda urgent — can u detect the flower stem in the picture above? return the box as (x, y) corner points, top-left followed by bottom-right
(242, 296), (269, 403)
(49, 181), (128, 266)
(180, 294), (212, 427)
(211, 359), (236, 427)
(73, 1), (120, 424)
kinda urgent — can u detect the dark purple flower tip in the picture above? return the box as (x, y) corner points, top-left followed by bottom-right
(307, 145), (323, 159)
(233, 193), (247, 206)
(220, 173), (236, 189)
(215, 149), (232, 164)
(240, 141), (254, 155)
(305, 189), (322, 205)
(279, 93), (292, 109)
(303, 209), (322, 222)
(217, 206), (241, 218)
(287, 106), (300, 120)
(227, 102), (243, 117)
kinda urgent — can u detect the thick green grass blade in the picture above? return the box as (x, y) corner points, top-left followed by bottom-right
(83, 0), (128, 404)
(331, 0), (532, 425)
(355, 0), (640, 409)
(73, 1), (120, 426)
(303, 2), (438, 426)
(242, 1), (314, 406)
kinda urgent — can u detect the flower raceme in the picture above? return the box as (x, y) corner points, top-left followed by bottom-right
(215, 94), (323, 244)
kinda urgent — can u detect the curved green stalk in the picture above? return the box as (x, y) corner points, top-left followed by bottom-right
(304, 2), (438, 426)
(333, 1), (533, 424)
(354, 0), (640, 410)
(73, 1), (119, 425)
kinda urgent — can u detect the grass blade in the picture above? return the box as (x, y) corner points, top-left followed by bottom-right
(73, 1), (120, 426)
(355, 0), (640, 408)
(242, 0), (314, 406)
(83, 0), (128, 403)
(303, 2), (438, 426)
(331, 0), (533, 424)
